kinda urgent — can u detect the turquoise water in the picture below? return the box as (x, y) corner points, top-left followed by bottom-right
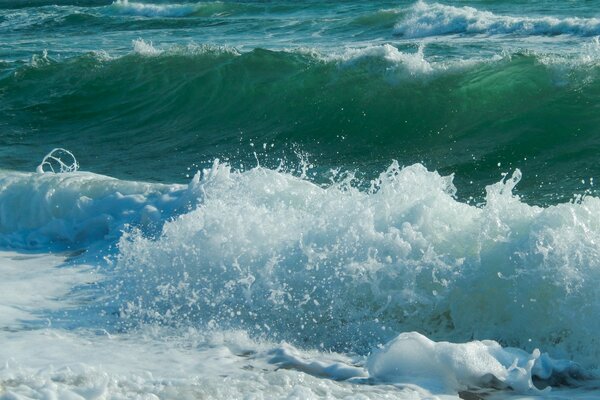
(3, 0), (600, 202)
(2, 1), (600, 399)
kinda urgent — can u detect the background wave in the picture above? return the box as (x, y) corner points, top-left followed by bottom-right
(107, 0), (255, 18)
(395, 1), (600, 38)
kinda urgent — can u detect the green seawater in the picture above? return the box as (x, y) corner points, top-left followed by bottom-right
(1, 0), (600, 205)
(2, 2), (600, 398)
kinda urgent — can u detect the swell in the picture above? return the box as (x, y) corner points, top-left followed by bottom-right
(2, 46), (600, 201)
(0, 1), (263, 34)
(9, 1), (600, 38)
(107, 0), (258, 18)
(395, 1), (600, 38)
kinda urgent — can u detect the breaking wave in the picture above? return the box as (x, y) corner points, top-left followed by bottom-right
(3, 152), (600, 372)
(395, 1), (600, 38)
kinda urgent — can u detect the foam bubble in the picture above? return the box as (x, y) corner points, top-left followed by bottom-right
(36, 148), (79, 174)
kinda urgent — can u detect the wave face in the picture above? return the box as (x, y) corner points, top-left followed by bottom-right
(3, 43), (600, 203)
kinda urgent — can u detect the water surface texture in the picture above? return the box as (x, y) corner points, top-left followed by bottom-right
(2, 1), (600, 399)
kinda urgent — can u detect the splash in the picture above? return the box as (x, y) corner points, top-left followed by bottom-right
(0, 159), (599, 398)
(36, 148), (79, 174)
(131, 38), (162, 56)
(111, 161), (600, 368)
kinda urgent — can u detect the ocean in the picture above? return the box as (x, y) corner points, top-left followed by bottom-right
(1, 0), (600, 398)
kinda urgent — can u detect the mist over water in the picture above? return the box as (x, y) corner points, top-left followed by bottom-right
(2, 1), (600, 399)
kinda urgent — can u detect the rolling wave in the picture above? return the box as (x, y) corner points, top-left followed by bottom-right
(396, 1), (600, 38)
(3, 43), (600, 197)
(108, 0), (256, 18)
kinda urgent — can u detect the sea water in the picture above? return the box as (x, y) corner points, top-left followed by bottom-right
(2, 1), (600, 399)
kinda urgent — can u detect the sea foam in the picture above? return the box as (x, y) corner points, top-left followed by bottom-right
(396, 1), (600, 38)
(110, 161), (600, 369)
(0, 169), (193, 248)
(0, 159), (598, 398)
(367, 332), (582, 393)
(1, 153), (599, 367)
(108, 0), (244, 19)
(110, 0), (200, 18)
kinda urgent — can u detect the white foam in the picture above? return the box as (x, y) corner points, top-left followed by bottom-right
(110, 0), (199, 18)
(366, 332), (579, 393)
(0, 328), (440, 400)
(130, 39), (241, 58)
(396, 1), (600, 38)
(113, 161), (600, 369)
(132, 38), (163, 56)
(1, 160), (599, 398)
(0, 169), (190, 248)
(538, 36), (600, 67)
(333, 43), (433, 74)
(268, 342), (367, 381)
(0, 326), (585, 399)
(0, 251), (95, 328)
(291, 44), (505, 76)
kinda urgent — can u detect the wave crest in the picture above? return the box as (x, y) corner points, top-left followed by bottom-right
(395, 1), (600, 38)
(113, 161), (600, 368)
(108, 0), (247, 18)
